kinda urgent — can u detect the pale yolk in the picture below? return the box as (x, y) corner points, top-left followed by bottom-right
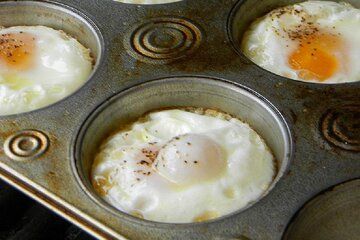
(0, 32), (36, 70)
(289, 34), (343, 82)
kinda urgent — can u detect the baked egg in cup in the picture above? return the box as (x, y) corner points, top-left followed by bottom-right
(229, 0), (360, 84)
(0, 1), (103, 116)
(114, 0), (182, 4)
(73, 76), (293, 224)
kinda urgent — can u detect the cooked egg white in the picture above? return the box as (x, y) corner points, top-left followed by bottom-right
(241, 1), (360, 83)
(92, 109), (275, 223)
(0, 26), (93, 115)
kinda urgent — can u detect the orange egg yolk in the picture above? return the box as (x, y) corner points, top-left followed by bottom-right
(289, 34), (344, 82)
(0, 32), (36, 71)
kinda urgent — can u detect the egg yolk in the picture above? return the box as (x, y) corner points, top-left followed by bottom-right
(0, 32), (36, 70)
(154, 134), (226, 186)
(289, 34), (344, 81)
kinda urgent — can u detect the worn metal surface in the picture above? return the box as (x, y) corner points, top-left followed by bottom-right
(0, 0), (359, 240)
(321, 104), (360, 152)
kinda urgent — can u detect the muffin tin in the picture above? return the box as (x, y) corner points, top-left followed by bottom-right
(0, 0), (359, 239)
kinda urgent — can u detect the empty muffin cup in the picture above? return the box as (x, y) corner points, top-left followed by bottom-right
(73, 76), (293, 224)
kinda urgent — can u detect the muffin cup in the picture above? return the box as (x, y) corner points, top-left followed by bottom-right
(0, 0), (103, 116)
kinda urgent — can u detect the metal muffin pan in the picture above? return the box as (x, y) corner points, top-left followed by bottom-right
(0, 0), (359, 239)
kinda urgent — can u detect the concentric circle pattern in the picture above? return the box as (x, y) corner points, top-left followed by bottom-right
(321, 104), (360, 152)
(125, 17), (202, 64)
(4, 130), (49, 161)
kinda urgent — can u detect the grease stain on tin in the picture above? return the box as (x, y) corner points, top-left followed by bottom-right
(4, 130), (49, 161)
(124, 17), (202, 64)
(321, 104), (360, 152)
